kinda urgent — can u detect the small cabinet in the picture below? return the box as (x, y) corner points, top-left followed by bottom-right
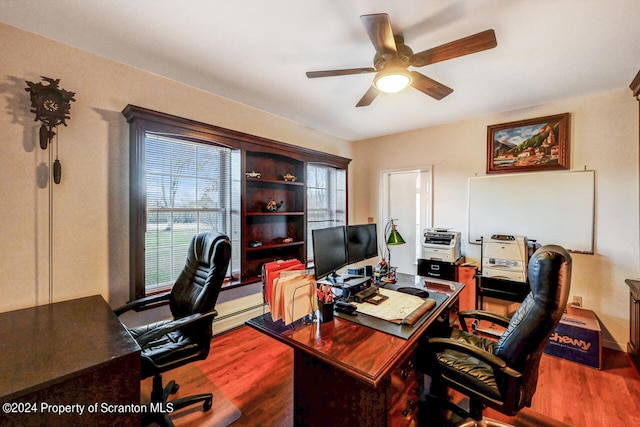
(629, 71), (640, 373)
(417, 258), (457, 280)
(242, 151), (306, 283)
(475, 275), (529, 309)
(456, 264), (477, 311)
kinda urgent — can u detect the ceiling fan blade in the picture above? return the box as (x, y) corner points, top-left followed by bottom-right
(306, 67), (376, 78)
(360, 13), (397, 58)
(411, 29), (497, 67)
(356, 86), (379, 107)
(410, 71), (453, 100)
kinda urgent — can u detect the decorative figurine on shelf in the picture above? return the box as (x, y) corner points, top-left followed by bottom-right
(272, 237), (294, 244)
(282, 173), (297, 182)
(264, 199), (283, 212)
(246, 171), (262, 178)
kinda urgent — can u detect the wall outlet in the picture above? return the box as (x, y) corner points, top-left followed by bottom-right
(571, 295), (583, 307)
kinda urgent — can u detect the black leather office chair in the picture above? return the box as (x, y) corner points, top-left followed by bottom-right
(115, 232), (231, 427)
(419, 245), (572, 427)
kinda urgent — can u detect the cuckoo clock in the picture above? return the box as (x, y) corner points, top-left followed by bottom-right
(25, 76), (75, 183)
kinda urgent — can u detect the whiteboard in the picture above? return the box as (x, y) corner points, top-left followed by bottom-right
(468, 170), (594, 253)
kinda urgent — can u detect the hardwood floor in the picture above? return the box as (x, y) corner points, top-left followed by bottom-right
(185, 325), (640, 427)
(189, 325), (293, 427)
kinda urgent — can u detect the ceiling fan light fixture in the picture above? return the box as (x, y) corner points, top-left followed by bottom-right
(374, 68), (412, 93)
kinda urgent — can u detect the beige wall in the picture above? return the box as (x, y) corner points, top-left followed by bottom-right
(2, 22), (639, 351)
(0, 23), (352, 312)
(352, 88), (639, 350)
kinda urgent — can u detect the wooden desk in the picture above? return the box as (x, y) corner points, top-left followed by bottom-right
(247, 273), (463, 426)
(0, 295), (141, 427)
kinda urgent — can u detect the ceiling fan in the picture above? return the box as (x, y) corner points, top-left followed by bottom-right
(306, 13), (497, 107)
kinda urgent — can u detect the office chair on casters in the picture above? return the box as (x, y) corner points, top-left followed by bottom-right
(419, 245), (572, 427)
(115, 232), (231, 427)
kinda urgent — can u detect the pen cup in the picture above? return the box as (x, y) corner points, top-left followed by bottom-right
(318, 300), (334, 323)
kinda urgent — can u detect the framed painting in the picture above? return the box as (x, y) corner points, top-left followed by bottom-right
(486, 113), (570, 174)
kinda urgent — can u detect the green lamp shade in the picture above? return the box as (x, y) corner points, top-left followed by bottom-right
(386, 225), (406, 246)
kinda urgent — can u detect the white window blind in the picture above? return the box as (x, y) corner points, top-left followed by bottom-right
(306, 163), (346, 261)
(144, 133), (239, 293)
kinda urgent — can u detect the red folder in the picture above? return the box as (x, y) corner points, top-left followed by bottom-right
(263, 259), (305, 304)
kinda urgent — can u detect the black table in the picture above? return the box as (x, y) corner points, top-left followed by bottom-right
(476, 275), (530, 309)
(0, 295), (141, 426)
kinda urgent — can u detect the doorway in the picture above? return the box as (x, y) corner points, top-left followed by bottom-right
(380, 168), (432, 275)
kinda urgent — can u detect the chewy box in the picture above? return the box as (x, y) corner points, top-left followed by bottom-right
(544, 306), (601, 369)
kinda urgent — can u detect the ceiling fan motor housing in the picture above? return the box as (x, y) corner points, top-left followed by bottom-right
(374, 35), (414, 70)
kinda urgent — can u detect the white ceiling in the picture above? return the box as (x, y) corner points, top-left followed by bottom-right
(2, 0), (639, 141)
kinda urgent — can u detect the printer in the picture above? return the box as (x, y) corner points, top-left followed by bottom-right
(482, 234), (528, 282)
(422, 229), (461, 262)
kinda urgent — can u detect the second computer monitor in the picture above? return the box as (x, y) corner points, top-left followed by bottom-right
(347, 223), (378, 264)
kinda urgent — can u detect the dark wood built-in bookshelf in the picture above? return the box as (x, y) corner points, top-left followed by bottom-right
(124, 104), (351, 295)
(242, 152), (307, 283)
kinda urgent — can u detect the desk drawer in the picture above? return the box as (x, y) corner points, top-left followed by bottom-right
(388, 383), (419, 427)
(389, 355), (417, 404)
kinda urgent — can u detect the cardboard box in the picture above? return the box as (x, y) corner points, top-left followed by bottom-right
(544, 306), (602, 369)
(481, 297), (520, 317)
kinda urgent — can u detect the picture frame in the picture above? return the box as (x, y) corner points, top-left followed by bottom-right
(486, 113), (570, 174)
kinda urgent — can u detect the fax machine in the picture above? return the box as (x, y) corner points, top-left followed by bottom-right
(422, 229), (461, 262)
(482, 234), (528, 282)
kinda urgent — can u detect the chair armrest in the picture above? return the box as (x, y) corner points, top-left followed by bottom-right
(458, 309), (511, 332)
(134, 310), (218, 348)
(113, 292), (171, 316)
(428, 337), (521, 379)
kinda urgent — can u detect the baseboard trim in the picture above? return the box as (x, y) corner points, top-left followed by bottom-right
(213, 303), (267, 334)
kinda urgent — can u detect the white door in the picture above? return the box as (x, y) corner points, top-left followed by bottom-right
(381, 168), (432, 275)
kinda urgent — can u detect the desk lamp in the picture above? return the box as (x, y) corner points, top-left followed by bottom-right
(384, 219), (405, 282)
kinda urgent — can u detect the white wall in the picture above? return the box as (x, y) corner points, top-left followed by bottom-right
(352, 88), (639, 350)
(0, 23), (352, 313)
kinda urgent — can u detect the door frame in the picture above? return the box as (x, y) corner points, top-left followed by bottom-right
(379, 166), (433, 273)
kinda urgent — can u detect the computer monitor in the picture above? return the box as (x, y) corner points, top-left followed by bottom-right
(312, 225), (348, 281)
(347, 223), (378, 264)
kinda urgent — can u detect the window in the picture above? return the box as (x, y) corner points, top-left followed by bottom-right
(144, 133), (240, 294)
(124, 105), (351, 299)
(306, 163), (347, 261)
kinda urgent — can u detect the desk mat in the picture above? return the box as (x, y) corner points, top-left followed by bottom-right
(334, 290), (449, 340)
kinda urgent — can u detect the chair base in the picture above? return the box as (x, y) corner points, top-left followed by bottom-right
(143, 373), (213, 427)
(457, 418), (514, 427)
(421, 393), (515, 427)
